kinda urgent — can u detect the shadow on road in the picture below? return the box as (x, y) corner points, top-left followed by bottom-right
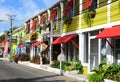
(0, 74), (70, 82)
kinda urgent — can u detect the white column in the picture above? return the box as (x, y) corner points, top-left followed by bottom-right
(106, 0), (113, 64)
(49, 21), (53, 65)
(79, 0), (82, 30)
(60, 2), (64, 59)
(79, 33), (84, 64)
(98, 37), (101, 64)
(60, 1), (63, 34)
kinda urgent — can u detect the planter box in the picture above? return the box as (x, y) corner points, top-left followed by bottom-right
(47, 67), (61, 74)
(64, 70), (79, 75)
(104, 79), (116, 82)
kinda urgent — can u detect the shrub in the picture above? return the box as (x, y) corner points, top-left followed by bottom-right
(64, 59), (83, 74)
(51, 60), (71, 69)
(30, 55), (40, 64)
(19, 54), (30, 61)
(88, 61), (120, 82)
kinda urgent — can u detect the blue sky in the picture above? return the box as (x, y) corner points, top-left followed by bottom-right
(0, 0), (60, 33)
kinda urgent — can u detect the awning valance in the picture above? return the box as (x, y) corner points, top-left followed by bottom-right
(32, 41), (41, 47)
(48, 8), (57, 22)
(82, 0), (93, 9)
(52, 34), (77, 45)
(39, 13), (46, 26)
(31, 18), (37, 30)
(63, 0), (73, 17)
(96, 25), (120, 39)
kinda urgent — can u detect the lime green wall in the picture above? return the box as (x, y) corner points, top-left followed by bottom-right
(62, 15), (79, 33)
(110, 1), (120, 22)
(82, 6), (107, 29)
(12, 27), (25, 54)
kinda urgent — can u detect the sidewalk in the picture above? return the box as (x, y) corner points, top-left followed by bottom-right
(0, 58), (88, 82)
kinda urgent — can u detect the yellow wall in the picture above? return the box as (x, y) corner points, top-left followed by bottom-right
(83, 66), (88, 74)
(110, 1), (120, 22)
(81, 6), (107, 29)
(62, 15), (79, 33)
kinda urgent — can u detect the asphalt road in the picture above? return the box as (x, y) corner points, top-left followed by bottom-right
(0, 60), (79, 82)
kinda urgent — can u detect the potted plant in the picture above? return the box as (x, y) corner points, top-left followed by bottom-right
(83, 9), (96, 27)
(63, 16), (72, 25)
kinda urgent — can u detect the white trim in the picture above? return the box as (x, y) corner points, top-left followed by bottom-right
(88, 33), (90, 73)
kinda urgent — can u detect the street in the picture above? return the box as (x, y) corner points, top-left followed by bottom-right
(0, 60), (79, 82)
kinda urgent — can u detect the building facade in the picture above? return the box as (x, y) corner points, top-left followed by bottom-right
(22, 0), (120, 74)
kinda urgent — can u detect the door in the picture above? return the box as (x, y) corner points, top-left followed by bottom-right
(89, 37), (99, 71)
(115, 39), (120, 64)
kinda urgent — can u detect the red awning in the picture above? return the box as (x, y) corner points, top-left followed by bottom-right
(32, 41), (41, 46)
(19, 44), (24, 48)
(63, 0), (73, 17)
(31, 18), (37, 30)
(39, 13), (46, 26)
(96, 25), (120, 38)
(82, 0), (93, 9)
(52, 34), (77, 45)
(48, 8), (57, 22)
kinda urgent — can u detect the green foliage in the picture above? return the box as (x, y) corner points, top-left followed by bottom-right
(63, 16), (72, 25)
(51, 60), (71, 69)
(89, 73), (104, 82)
(89, 60), (120, 82)
(30, 55), (40, 64)
(51, 59), (83, 74)
(64, 59), (83, 74)
(9, 54), (15, 61)
(83, 9), (96, 27)
(76, 60), (83, 74)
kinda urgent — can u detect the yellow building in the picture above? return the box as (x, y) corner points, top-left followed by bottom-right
(23, 0), (120, 74)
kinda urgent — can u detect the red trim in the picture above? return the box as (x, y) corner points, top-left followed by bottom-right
(48, 8), (57, 23)
(38, 13), (46, 26)
(63, 0), (73, 17)
(52, 34), (77, 45)
(96, 25), (120, 38)
(82, 0), (93, 9)
(31, 18), (37, 30)
(71, 39), (79, 49)
(32, 41), (41, 46)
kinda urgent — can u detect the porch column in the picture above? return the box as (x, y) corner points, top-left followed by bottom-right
(79, 33), (84, 64)
(60, 2), (64, 58)
(49, 21), (53, 65)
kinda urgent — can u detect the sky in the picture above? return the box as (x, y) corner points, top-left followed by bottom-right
(0, 0), (60, 33)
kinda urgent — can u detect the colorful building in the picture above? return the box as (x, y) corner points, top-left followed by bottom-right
(22, 0), (120, 74)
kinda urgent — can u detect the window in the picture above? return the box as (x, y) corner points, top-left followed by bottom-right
(74, 0), (80, 16)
